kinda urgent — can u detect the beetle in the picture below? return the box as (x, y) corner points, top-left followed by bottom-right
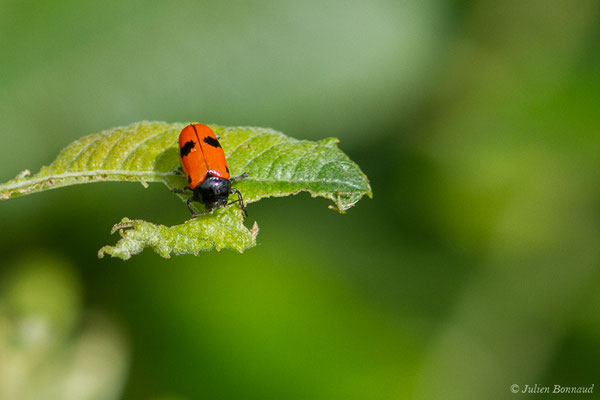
(173, 123), (247, 217)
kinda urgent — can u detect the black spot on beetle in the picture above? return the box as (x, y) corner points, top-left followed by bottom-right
(180, 140), (195, 157)
(203, 136), (221, 148)
(226, 166), (230, 174)
(187, 175), (192, 183)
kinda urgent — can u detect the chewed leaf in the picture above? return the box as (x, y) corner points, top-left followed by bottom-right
(0, 121), (372, 259)
(98, 207), (259, 260)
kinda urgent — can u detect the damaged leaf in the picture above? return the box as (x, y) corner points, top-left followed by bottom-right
(0, 121), (372, 259)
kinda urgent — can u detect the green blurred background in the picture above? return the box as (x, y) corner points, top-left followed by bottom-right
(1, 1), (599, 399)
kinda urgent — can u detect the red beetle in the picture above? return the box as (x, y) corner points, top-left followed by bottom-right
(174, 124), (247, 217)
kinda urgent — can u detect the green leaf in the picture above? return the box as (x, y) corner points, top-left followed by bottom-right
(0, 121), (182, 198)
(1, 121), (372, 259)
(98, 208), (259, 260)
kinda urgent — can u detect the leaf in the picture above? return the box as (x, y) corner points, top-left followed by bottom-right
(98, 207), (259, 260)
(0, 121), (372, 259)
(0, 121), (183, 199)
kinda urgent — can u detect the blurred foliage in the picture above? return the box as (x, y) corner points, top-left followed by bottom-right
(0, 253), (128, 400)
(1, 0), (599, 399)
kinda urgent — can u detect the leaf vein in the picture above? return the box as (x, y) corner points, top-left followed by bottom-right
(100, 125), (134, 169)
(121, 129), (169, 168)
(241, 176), (363, 190)
(63, 133), (107, 172)
(290, 145), (317, 179)
(227, 131), (272, 160)
(241, 140), (287, 171)
(1, 169), (176, 192)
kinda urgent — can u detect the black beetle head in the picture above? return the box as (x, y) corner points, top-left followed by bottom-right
(196, 176), (231, 211)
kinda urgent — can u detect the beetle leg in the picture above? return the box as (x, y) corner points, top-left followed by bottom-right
(186, 197), (196, 214)
(172, 186), (192, 194)
(230, 188), (247, 216)
(230, 172), (248, 182)
(227, 198), (241, 206)
(187, 196), (207, 217)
